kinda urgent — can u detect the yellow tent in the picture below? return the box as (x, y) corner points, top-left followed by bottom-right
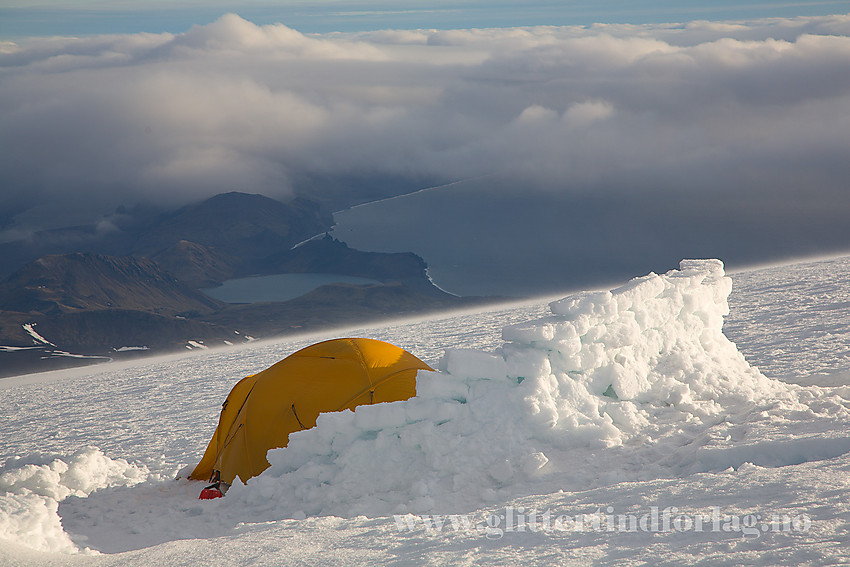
(190, 337), (433, 486)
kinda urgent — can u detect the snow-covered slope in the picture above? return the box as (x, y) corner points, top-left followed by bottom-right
(1, 258), (849, 566)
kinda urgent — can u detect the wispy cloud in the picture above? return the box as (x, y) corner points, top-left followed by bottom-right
(1, 13), (850, 269)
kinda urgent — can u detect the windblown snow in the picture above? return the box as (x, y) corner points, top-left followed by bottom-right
(2, 259), (850, 565)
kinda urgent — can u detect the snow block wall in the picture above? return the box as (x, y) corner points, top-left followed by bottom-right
(502, 259), (778, 432)
(231, 260), (785, 518)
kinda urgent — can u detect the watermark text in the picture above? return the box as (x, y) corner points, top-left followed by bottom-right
(394, 506), (811, 540)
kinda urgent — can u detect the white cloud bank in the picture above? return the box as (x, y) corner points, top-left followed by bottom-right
(1, 13), (850, 242)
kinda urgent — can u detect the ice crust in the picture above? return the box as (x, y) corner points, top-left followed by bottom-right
(227, 260), (785, 516)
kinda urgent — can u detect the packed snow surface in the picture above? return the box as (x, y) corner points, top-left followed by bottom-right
(2, 258), (850, 565)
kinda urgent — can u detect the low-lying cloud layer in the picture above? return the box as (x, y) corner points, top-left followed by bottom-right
(2, 13), (850, 274)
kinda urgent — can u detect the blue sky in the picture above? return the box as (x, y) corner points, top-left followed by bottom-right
(2, 0), (850, 38)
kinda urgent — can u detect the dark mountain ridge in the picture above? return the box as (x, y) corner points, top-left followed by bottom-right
(0, 253), (245, 376)
(130, 192), (332, 262)
(0, 192), (495, 377)
(0, 252), (223, 316)
(149, 240), (238, 289)
(0, 192), (333, 279)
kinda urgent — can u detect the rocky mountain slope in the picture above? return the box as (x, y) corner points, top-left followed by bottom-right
(0, 253), (223, 316)
(130, 193), (332, 267)
(0, 192), (490, 377)
(0, 192), (332, 280)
